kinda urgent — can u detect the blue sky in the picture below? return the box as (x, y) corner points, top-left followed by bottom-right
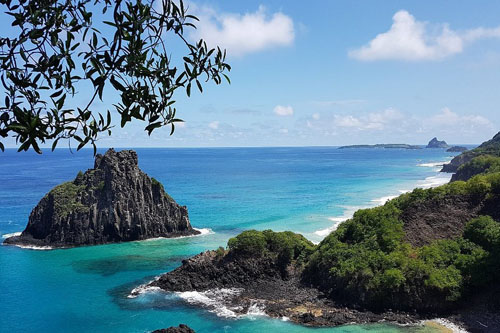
(4, 0), (500, 147)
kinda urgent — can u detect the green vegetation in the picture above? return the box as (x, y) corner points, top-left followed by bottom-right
(454, 155), (500, 181)
(151, 177), (173, 201)
(303, 172), (500, 311)
(227, 230), (315, 269)
(49, 182), (89, 217)
(225, 172), (500, 311)
(0, 0), (230, 154)
(96, 181), (105, 191)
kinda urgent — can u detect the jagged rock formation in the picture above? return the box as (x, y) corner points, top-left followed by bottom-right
(4, 149), (198, 248)
(447, 146), (468, 153)
(152, 325), (195, 333)
(426, 137), (449, 148)
(442, 132), (500, 173)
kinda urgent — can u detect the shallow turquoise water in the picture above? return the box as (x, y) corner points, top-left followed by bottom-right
(0, 147), (460, 332)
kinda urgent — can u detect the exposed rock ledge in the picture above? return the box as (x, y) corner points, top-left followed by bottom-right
(4, 149), (199, 248)
(146, 250), (422, 327)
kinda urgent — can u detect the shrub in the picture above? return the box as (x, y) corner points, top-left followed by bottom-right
(227, 230), (267, 256)
(464, 216), (500, 251)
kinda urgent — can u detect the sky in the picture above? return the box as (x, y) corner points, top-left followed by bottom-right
(4, 0), (500, 148)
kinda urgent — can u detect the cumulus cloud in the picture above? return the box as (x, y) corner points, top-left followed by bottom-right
(190, 4), (294, 56)
(350, 10), (500, 61)
(333, 108), (404, 130)
(274, 105), (294, 116)
(426, 107), (493, 132)
(208, 121), (220, 129)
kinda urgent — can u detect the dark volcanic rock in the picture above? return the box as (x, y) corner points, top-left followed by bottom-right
(147, 250), (420, 327)
(401, 195), (481, 247)
(153, 324), (195, 333)
(442, 132), (500, 173)
(447, 146), (468, 153)
(4, 149), (198, 248)
(426, 137), (449, 148)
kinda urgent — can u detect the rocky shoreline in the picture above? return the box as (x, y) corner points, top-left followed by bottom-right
(141, 249), (500, 332)
(142, 250), (422, 327)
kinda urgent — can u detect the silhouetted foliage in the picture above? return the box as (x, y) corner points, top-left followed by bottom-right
(0, 0), (230, 153)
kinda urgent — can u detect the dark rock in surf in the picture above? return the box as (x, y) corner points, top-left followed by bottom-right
(152, 324), (195, 333)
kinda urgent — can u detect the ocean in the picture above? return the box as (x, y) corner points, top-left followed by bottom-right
(0, 147), (463, 332)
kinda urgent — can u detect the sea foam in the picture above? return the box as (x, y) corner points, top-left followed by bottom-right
(1, 231), (21, 239)
(175, 288), (244, 318)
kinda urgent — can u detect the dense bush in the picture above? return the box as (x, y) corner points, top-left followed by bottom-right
(227, 229), (315, 268)
(453, 155), (500, 181)
(304, 173), (500, 311)
(224, 166), (500, 312)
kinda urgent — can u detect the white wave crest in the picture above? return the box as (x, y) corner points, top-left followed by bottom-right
(128, 276), (161, 298)
(417, 173), (452, 189)
(417, 160), (451, 168)
(176, 288), (244, 318)
(370, 195), (398, 205)
(424, 318), (468, 333)
(1, 232), (21, 239)
(127, 285), (163, 299)
(6, 244), (54, 250)
(193, 227), (213, 236)
(314, 206), (363, 236)
(142, 228), (214, 242)
(243, 302), (267, 319)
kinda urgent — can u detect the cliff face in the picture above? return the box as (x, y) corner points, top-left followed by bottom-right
(4, 149), (198, 247)
(442, 132), (500, 173)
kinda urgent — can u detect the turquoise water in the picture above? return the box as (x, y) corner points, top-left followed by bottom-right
(0, 147), (459, 332)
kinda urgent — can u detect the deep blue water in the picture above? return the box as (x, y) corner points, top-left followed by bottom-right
(0, 147), (463, 332)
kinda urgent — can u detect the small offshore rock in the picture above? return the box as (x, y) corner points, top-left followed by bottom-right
(152, 324), (195, 333)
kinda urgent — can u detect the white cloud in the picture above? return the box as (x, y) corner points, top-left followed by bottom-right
(190, 5), (294, 56)
(427, 107), (493, 131)
(350, 10), (500, 61)
(274, 105), (294, 116)
(279, 128), (289, 134)
(333, 108), (404, 130)
(334, 115), (362, 128)
(208, 121), (220, 129)
(312, 113), (320, 120)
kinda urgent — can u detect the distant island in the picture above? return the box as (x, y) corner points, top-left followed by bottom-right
(144, 132), (500, 332)
(447, 146), (468, 153)
(338, 144), (422, 149)
(339, 138), (456, 150)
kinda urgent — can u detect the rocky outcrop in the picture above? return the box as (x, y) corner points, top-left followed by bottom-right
(447, 146), (468, 153)
(4, 149), (198, 248)
(153, 324), (195, 333)
(442, 132), (500, 173)
(426, 137), (449, 148)
(147, 250), (419, 327)
(401, 195), (481, 247)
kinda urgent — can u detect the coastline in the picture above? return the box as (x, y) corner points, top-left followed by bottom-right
(1, 227), (214, 251)
(314, 159), (452, 238)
